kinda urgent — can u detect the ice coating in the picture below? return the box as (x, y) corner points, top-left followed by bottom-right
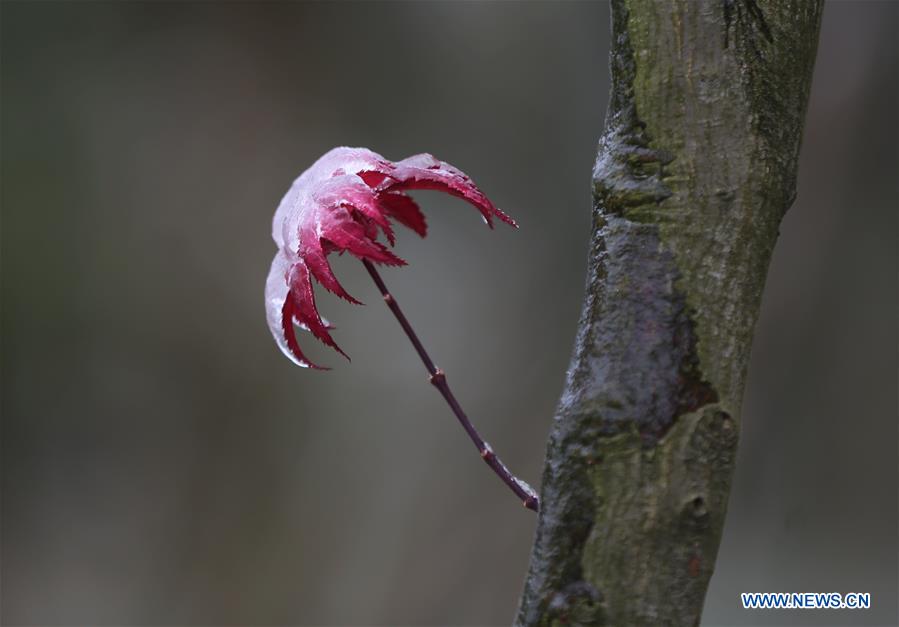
(266, 147), (515, 369)
(480, 441), (539, 507)
(512, 477), (539, 502)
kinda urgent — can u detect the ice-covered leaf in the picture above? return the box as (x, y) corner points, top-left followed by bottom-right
(266, 147), (515, 368)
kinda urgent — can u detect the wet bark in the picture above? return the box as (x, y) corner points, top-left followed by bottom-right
(516, 1), (823, 625)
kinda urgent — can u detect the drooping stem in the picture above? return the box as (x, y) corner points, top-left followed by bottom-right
(362, 259), (539, 512)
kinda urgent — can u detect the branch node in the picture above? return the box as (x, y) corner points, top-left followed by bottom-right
(429, 368), (446, 387)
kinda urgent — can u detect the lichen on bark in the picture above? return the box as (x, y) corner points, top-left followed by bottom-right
(516, 1), (823, 625)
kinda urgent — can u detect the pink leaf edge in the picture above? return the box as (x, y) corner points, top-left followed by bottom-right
(266, 147), (516, 369)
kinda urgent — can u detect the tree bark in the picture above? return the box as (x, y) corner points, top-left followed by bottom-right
(516, 1), (823, 625)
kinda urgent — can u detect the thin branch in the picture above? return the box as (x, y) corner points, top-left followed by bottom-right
(362, 259), (539, 512)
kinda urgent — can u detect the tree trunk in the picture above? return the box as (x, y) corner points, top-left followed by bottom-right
(516, 1), (823, 625)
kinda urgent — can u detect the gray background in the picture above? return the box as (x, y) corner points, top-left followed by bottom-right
(2, 1), (896, 625)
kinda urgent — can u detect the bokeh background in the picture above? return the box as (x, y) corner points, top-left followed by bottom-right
(2, 1), (896, 625)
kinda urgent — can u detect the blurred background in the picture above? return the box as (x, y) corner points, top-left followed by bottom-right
(1, 1), (896, 625)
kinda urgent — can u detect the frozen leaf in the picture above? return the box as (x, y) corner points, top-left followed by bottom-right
(266, 147), (515, 369)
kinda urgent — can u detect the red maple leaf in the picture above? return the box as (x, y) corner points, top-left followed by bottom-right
(266, 147), (516, 369)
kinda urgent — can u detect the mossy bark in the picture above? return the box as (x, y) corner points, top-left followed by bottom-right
(516, 1), (823, 625)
